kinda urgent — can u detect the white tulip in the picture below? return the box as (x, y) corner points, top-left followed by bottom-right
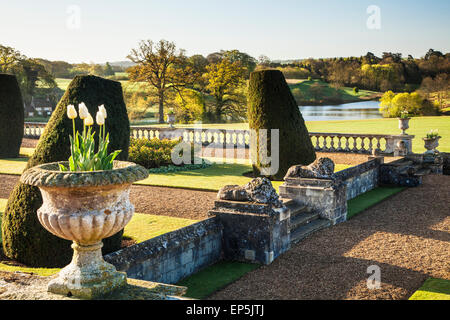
(99, 104), (107, 119)
(84, 113), (94, 126)
(96, 111), (105, 126)
(67, 105), (77, 119)
(78, 102), (89, 120)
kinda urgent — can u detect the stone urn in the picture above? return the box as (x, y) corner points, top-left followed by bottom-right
(20, 160), (149, 299)
(167, 113), (175, 128)
(398, 118), (410, 135)
(423, 136), (441, 154)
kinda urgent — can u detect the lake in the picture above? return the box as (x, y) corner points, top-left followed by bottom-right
(300, 100), (382, 121)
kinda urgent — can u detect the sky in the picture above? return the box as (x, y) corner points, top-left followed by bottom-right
(1, 0), (449, 64)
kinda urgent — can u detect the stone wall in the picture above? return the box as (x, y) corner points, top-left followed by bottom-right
(210, 200), (290, 265)
(104, 217), (223, 285)
(334, 158), (381, 200)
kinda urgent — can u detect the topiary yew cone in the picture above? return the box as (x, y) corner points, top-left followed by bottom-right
(248, 70), (316, 180)
(0, 74), (24, 158)
(2, 75), (130, 267)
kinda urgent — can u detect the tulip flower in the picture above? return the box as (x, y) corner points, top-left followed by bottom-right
(78, 102), (89, 120)
(67, 105), (78, 140)
(96, 111), (105, 126)
(67, 105), (77, 119)
(99, 105), (107, 119)
(84, 113), (94, 126)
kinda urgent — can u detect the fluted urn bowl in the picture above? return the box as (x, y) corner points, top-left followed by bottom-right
(20, 160), (149, 299)
(398, 118), (410, 135)
(423, 136), (441, 154)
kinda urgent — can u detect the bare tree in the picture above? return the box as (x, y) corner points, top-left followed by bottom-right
(127, 40), (197, 123)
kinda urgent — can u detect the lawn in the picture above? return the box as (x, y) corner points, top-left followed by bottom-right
(0, 157), (28, 175)
(347, 187), (405, 220)
(176, 261), (260, 299)
(123, 213), (197, 244)
(288, 79), (379, 104)
(409, 278), (450, 300)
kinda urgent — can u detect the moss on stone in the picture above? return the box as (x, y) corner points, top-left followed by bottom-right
(0, 74), (24, 158)
(2, 75), (130, 267)
(247, 70), (316, 180)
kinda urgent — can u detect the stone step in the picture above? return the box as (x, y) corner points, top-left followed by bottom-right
(398, 166), (415, 176)
(287, 204), (308, 219)
(290, 219), (331, 244)
(414, 168), (431, 176)
(281, 198), (295, 206)
(391, 160), (414, 167)
(290, 211), (319, 231)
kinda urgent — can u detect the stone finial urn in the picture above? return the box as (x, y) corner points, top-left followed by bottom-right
(20, 160), (149, 299)
(167, 113), (175, 128)
(398, 118), (410, 135)
(423, 136), (441, 154)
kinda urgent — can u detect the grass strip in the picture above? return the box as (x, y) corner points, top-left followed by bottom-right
(176, 261), (260, 299)
(409, 278), (450, 300)
(347, 186), (405, 219)
(123, 213), (197, 244)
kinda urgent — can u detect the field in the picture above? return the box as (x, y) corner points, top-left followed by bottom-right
(288, 79), (380, 105)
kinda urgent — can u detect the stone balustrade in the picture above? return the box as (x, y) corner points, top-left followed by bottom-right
(24, 122), (414, 156)
(24, 122), (47, 139)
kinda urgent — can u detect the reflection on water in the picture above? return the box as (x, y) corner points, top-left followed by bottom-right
(300, 100), (382, 121)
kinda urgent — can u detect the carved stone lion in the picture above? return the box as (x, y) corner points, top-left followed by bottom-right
(217, 177), (282, 207)
(284, 157), (335, 179)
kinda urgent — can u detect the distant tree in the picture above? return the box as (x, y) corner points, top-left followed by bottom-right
(424, 49), (443, 60)
(127, 39), (197, 123)
(206, 52), (224, 64)
(224, 50), (257, 78)
(0, 46), (56, 106)
(258, 55), (271, 67)
(419, 73), (449, 107)
(0, 45), (23, 72)
(362, 52), (380, 65)
(103, 62), (115, 76)
(379, 91), (430, 117)
(203, 57), (246, 121)
(16, 58), (57, 105)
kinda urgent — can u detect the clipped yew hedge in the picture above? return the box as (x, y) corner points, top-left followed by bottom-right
(0, 74), (24, 158)
(247, 69), (316, 180)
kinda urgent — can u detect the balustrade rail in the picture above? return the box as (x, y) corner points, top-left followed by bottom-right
(24, 122), (401, 155)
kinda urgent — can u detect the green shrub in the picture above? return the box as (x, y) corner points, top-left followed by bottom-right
(0, 74), (24, 158)
(128, 137), (194, 169)
(353, 87), (359, 93)
(247, 70), (316, 180)
(2, 75), (130, 267)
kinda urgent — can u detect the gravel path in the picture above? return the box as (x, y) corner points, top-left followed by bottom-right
(209, 174), (450, 300)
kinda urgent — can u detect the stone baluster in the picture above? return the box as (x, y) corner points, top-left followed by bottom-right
(329, 136), (335, 152)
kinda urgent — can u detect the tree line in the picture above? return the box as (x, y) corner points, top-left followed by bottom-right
(1, 41), (449, 123)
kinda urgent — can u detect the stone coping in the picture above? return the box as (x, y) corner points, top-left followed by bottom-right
(333, 158), (381, 181)
(20, 160), (149, 188)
